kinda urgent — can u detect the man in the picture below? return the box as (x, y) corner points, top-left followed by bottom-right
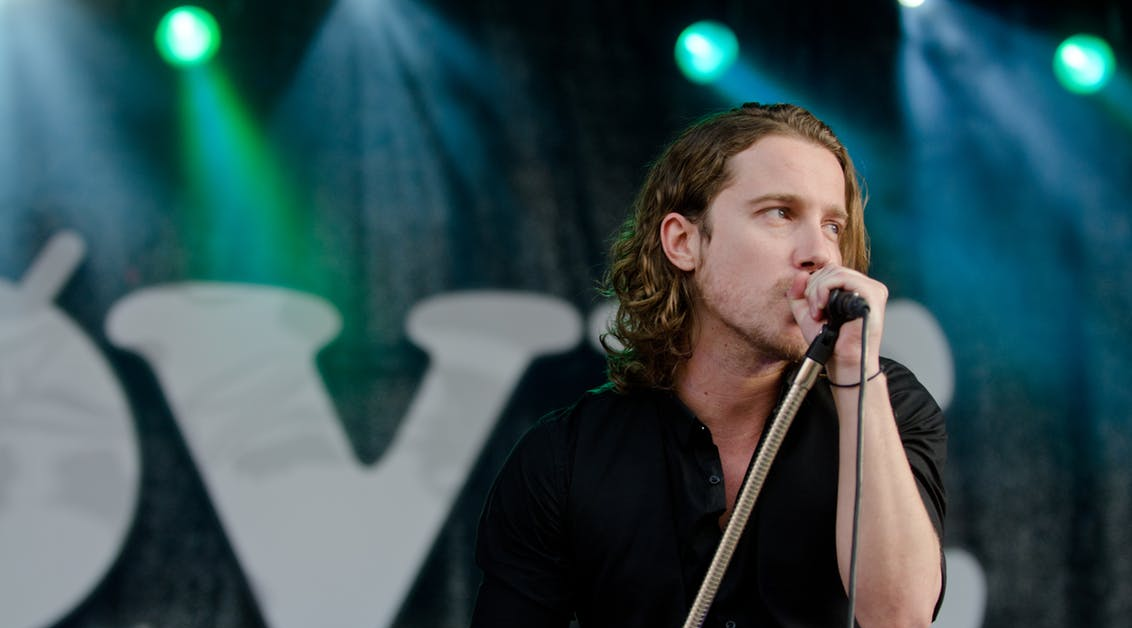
(471, 103), (946, 627)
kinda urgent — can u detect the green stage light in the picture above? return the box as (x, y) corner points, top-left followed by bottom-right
(155, 6), (221, 67)
(1053, 34), (1115, 94)
(675, 21), (739, 84)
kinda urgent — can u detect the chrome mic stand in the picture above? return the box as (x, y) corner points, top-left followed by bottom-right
(681, 323), (840, 628)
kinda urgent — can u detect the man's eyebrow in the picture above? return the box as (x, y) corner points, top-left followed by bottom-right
(746, 193), (799, 205)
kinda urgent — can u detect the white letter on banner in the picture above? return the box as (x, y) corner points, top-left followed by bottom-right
(0, 232), (140, 628)
(106, 286), (581, 628)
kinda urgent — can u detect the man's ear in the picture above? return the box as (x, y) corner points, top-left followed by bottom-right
(660, 212), (700, 272)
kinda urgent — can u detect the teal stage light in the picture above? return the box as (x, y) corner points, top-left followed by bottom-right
(1053, 34), (1115, 94)
(675, 21), (739, 84)
(155, 6), (221, 67)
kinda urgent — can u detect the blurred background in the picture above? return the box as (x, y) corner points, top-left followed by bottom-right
(0, 0), (1130, 626)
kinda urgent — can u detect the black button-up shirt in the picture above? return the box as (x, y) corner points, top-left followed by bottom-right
(472, 358), (946, 627)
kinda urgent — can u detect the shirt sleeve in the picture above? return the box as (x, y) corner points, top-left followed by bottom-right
(882, 357), (948, 618)
(883, 358), (947, 539)
(471, 411), (575, 627)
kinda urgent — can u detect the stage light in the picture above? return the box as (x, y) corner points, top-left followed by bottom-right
(898, 0), (926, 7)
(675, 21), (739, 84)
(155, 6), (221, 67)
(1053, 34), (1115, 94)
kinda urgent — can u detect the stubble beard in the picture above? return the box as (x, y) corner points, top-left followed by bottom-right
(731, 312), (807, 365)
(702, 276), (808, 365)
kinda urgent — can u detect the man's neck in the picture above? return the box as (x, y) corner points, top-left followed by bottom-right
(674, 339), (790, 444)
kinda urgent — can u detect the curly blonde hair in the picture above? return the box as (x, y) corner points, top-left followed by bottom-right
(601, 103), (870, 392)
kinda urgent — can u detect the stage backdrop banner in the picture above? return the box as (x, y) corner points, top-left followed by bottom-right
(0, 1), (1129, 627)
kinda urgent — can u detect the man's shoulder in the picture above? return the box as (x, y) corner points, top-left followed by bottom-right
(502, 384), (666, 486)
(541, 382), (662, 425)
(879, 357), (938, 401)
(877, 357), (946, 435)
(879, 356), (914, 380)
(523, 383), (668, 450)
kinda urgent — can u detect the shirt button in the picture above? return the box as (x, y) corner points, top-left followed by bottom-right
(708, 474), (721, 485)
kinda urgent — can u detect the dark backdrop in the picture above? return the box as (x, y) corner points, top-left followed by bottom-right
(0, 0), (1129, 627)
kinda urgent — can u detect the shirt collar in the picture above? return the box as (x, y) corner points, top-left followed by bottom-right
(652, 389), (707, 450)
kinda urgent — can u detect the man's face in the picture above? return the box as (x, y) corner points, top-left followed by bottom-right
(691, 134), (847, 361)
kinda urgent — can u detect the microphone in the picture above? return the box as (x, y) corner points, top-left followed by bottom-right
(827, 288), (869, 329)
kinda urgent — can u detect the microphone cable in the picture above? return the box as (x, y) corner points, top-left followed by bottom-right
(844, 310), (869, 628)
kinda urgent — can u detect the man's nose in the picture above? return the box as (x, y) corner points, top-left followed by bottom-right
(794, 223), (833, 271)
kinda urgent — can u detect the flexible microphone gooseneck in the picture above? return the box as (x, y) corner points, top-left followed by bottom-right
(681, 289), (869, 628)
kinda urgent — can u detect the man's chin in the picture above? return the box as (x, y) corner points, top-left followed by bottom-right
(740, 319), (808, 363)
(759, 332), (807, 364)
(782, 342), (807, 363)
(780, 328), (809, 362)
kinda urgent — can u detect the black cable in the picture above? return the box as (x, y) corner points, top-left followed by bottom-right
(845, 311), (869, 628)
